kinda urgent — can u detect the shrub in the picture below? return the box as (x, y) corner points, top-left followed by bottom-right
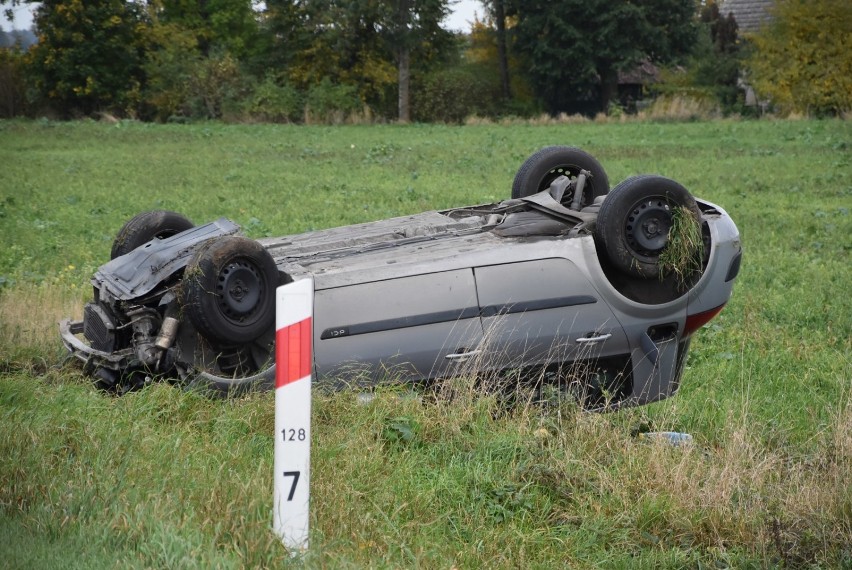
(304, 78), (362, 124)
(186, 51), (247, 120)
(243, 74), (302, 123)
(412, 64), (500, 124)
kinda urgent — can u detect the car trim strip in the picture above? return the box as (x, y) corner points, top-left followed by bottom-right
(320, 307), (481, 340)
(320, 295), (598, 340)
(479, 295), (597, 318)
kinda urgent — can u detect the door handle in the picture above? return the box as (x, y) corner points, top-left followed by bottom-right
(575, 333), (612, 343)
(445, 349), (482, 361)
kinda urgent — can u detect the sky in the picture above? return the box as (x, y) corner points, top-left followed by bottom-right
(1, 3), (34, 32)
(444, 0), (482, 33)
(1, 1), (483, 33)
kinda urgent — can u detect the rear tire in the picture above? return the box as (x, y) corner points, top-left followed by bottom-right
(511, 146), (609, 208)
(182, 236), (278, 346)
(111, 210), (194, 259)
(595, 175), (702, 279)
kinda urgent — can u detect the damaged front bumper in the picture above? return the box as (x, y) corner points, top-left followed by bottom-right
(60, 318), (131, 371)
(59, 318), (277, 394)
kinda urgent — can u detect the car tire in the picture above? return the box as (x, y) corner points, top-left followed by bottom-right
(511, 146), (610, 208)
(182, 236), (278, 346)
(595, 175), (702, 279)
(111, 210), (194, 259)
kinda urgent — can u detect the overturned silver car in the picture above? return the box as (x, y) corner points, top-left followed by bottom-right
(60, 147), (741, 408)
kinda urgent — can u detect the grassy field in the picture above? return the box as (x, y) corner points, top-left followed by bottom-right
(1, 118), (850, 568)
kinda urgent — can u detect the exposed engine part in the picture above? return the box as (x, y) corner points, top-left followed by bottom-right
(127, 307), (162, 368)
(155, 316), (180, 351)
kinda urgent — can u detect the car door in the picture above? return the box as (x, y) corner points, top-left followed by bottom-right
(313, 269), (485, 385)
(473, 258), (629, 372)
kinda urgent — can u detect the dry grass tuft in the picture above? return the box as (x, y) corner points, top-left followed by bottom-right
(637, 95), (721, 122)
(0, 284), (84, 371)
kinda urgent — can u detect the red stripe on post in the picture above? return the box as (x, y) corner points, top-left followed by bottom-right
(275, 317), (313, 388)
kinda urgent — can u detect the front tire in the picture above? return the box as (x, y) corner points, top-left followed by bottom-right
(111, 210), (194, 259)
(182, 236), (278, 346)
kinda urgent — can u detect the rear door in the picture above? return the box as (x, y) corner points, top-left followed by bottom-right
(313, 269), (485, 384)
(473, 258), (628, 370)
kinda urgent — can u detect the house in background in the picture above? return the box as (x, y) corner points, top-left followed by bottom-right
(617, 1), (777, 115)
(617, 61), (660, 113)
(719, 0), (775, 34)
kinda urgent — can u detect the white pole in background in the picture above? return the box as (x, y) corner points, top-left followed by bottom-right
(273, 278), (314, 551)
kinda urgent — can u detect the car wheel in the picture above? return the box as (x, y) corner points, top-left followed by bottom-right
(595, 175), (702, 279)
(111, 210), (194, 259)
(182, 236), (278, 346)
(511, 146), (610, 208)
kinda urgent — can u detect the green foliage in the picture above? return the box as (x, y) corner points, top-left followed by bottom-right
(692, 1), (742, 111)
(259, 0), (453, 120)
(747, 0), (852, 116)
(0, 0), (770, 123)
(241, 73), (302, 123)
(0, 46), (28, 118)
(304, 77), (362, 124)
(257, 0), (308, 72)
(382, 415), (421, 446)
(155, 0), (259, 59)
(184, 49), (246, 120)
(26, 0), (147, 117)
(139, 20), (200, 121)
(461, 16), (539, 118)
(511, 0), (698, 114)
(654, 2), (743, 115)
(412, 64), (501, 123)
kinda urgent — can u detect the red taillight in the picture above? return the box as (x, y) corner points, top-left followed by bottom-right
(683, 303), (726, 337)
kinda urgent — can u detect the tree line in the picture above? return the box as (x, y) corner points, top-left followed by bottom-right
(0, 0), (848, 122)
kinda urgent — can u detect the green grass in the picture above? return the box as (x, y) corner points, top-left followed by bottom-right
(659, 205), (704, 288)
(1, 118), (851, 568)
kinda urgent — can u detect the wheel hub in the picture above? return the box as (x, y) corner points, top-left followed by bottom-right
(217, 261), (261, 318)
(626, 199), (672, 255)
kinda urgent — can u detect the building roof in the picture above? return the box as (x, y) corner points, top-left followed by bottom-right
(618, 61), (660, 85)
(720, 0), (775, 34)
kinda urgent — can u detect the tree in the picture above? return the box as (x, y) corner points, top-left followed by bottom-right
(511, 0), (697, 114)
(261, 0), (452, 121)
(695, 1), (741, 111)
(459, 14), (537, 117)
(262, 0), (395, 116)
(25, 0), (147, 117)
(258, 0), (311, 72)
(480, 0), (511, 100)
(154, 0), (260, 59)
(747, 0), (852, 116)
(385, 0), (452, 121)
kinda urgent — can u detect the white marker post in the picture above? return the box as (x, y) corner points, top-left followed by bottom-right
(273, 278), (314, 552)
